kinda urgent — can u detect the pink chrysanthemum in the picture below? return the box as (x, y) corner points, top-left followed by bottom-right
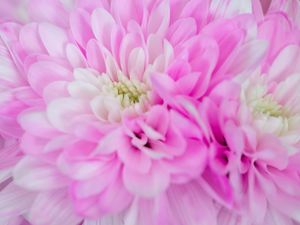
(0, 0), (299, 225)
(201, 9), (300, 225)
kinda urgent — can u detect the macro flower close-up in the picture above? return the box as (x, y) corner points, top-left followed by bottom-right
(0, 0), (299, 225)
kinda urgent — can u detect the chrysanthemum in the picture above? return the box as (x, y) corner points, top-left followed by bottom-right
(201, 9), (300, 225)
(0, 0), (281, 224)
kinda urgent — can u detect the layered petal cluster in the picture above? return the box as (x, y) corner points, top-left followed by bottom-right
(0, 0), (256, 223)
(200, 8), (300, 225)
(0, 0), (299, 225)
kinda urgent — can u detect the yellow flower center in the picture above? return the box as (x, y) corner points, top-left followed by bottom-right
(253, 95), (285, 117)
(112, 78), (148, 107)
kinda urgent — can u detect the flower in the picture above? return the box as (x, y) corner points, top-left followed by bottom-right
(0, 0), (259, 224)
(0, 0), (299, 225)
(200, 10), (300, 225)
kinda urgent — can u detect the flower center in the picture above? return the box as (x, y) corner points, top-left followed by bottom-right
(94, 71), (151, 122)
(111, 77), (148, 108)
(71, 68), (152, 122)
(252, 95), (285, 117)
(98, 72), (150, 109)
(243, 83), (292, 137)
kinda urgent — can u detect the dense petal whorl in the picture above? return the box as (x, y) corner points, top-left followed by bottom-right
(202, 24), (300, 224)
(0, 0), (300, 225)
(3, 0), (245, 222)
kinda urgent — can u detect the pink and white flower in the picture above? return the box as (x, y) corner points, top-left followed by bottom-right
(0, 0), (261, 224)
(200, 11), (300, 225)
(0, 0), (299, 225)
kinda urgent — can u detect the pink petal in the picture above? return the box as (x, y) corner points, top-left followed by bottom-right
(91, 8), (116, 49)
(66, 44), (87, 68)
(47, 98), (90, 132)
(227, 40), (268, 75)
(19, 23), (45, 53)
(248, 168), (267, 224)
(123, 163), (170, 197)
(111, 0), (143, 27)
(0, 183), (35, 218)
(223, 121), (244, 154)
(167, 17), (197, 46)
(86, 39), (106, 72)
(43, 81), (70, 103)
(118, 144), (152, 174)
(28, 0), (69, 27)
(38, 22), (69, 57)
(29, 191), (81, 225)
(68, 81), (100, 99)
(71, 159), (121, 198)
(147, 0), (170, 37)
(19, 109), (61, 138)
(13, 157), (69, 191)
(166, 183), (217, 225)
(96, 177), (133, 215)
(28, 61), (71, 95)
(70, 9), (93, 48)
(268, 45), (300, 82)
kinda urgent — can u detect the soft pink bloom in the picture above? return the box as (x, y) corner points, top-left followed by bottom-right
(16, 0), (220, 219)
(0, 0), (298, 225)
(200, 11), (300, 225)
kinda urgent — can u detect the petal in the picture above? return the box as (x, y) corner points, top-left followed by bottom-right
(268, 45), (300, 82)
(150, 73), (176, 104)
(86, 39), (106, 72)
(145, 105), (170, 136)
(68, 81), (100, 99)
(182, 36), (219, 98)
(95, 129), (125, 155)
(20, 133), (48, 154)
(0, 183), (35, 218)
(70, 9), (93, 48)
(28, 0), (68, 27)
(43, 81), (70, 103)
(119, 33), (143, 75)
(123, 163), (170, 197)
(28, 61), (71, 95)
(165, 139), (207, 183)
(71, 159), (121, 198)
(111, 0), (143, 27)
(223, 121), (244, 154)
(166, 183), (217, 225)
(147, 0), (170, 37)
(29, 191), (81, 225)
(19, 23), (45, 53)
(180, 0), (210, 28)
(248, 168), (267, 224)
(96, 176), (133, 215)
(38, 22), (69, 57)
(91, 8), (116, 48)
(118, 145), (152, 174)
(19, 109), (60, 138)
(128, 47), (146, 80)
(227, 40), (268, 75)
(199, 167), (233, 207)
(255, 134), (288, 169)
(167, 18), (197, 46)
(269, 192), (300, 223)
(47, 98), (90, 132)
(66, 44), (87, 68)
(13, 157), (69, 191)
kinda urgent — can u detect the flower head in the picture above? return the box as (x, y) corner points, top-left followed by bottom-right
(201, 10), (300, 224)
(0, 0), (256, 223)
(1, 0), (299, 225)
